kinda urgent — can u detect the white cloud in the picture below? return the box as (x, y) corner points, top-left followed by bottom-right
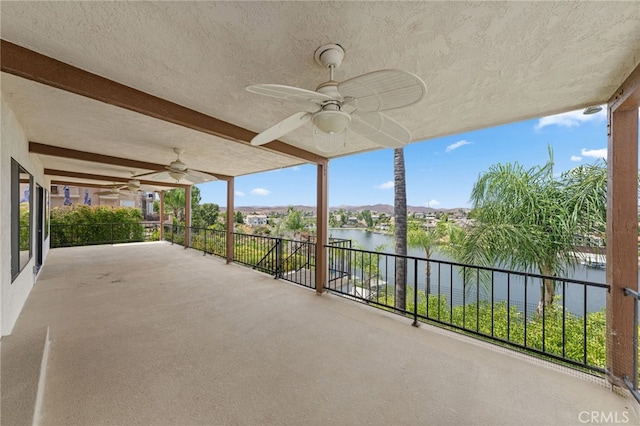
(581, 148), (607, 160)
(536, 107), (606, 130)
(250, 188), (270, 196)
(445, 140), (471, 153)
(570, 155), (583, 162)
(235, 191), (245, 197)
(376, 181), (394, 190)
(426, 199), (441, 207)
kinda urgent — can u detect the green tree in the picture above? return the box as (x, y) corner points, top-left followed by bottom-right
(361, 210), (374, 228)
(276, 207), (306, 238)
(163, 187), (201, 224)
(234, 210), (244, 224)
(329, 213), (339, 228)
(458, 150), (606, 312)
(394, 148), (407, 311)
(196, 202), (220, 227)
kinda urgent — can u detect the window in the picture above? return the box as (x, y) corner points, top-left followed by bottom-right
(11, 159), (32, 281)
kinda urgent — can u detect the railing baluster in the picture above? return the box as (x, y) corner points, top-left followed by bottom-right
(507, 274), (511, 341)
(437, 263), (441, 321)
(412, 258), (418, 327)
(476, 268), (480, 333)
(524, 274), (528, 348)
(583, 284), (588, 366)
(562, 280), (566, 359)
(491, 270), (495, 337)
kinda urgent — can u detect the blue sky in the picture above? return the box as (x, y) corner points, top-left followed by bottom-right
(197, 107), (610, 209)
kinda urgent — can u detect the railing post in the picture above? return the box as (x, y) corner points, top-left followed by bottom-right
(171, 224), (175, 245)
(276, 238), (283, 279)
(412, 258), (419, 327)
(203, 228), (207, 256)
(111, 223), (114, 245)
(623, 288), (640, 402)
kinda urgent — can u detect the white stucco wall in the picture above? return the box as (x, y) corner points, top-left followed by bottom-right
(1, 96), (47, 336)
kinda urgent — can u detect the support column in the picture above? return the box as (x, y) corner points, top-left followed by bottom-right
(226, 178), (234, 264)
(315, 160), (328, 294)
(159, 191), (165, 240)
(606, 106), (639, 386)
(185, 186), (191, 248)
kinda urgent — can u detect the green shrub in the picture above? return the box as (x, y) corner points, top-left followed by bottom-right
(50, 205), (144, 247)
(371, 290), (612, 370)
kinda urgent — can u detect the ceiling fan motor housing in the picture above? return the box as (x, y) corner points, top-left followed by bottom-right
(169, 159), (187, 171)
(314, 43), (345, 69)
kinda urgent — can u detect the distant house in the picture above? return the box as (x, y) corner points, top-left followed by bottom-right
(245, 214), (268, 227)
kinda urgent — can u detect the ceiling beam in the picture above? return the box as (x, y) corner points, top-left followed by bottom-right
(30, 142), (231, 181)
(2, 40), (326, 164)
(44, 169), (188, 189)
(608, 60), (640, 112)
(50, 180), (133, 190)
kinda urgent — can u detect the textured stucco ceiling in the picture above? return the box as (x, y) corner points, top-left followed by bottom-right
(1, 1), (639, 183)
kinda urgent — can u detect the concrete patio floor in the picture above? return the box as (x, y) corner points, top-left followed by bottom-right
(4, 242), (639, 425)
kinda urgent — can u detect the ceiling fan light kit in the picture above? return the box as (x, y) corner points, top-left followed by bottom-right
(168, 170), (188, 181)
(311, 109), (351, 134)
(247, 43), (426, 152)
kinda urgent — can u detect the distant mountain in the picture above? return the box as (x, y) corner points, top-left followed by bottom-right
(221, 204), (470, 215)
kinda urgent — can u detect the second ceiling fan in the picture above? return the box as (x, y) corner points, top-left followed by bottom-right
(134, 148), (218, 184)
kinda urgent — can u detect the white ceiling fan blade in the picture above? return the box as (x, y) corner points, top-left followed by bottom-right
(137, 184), (158, 192)
(143, 171), (170, 181)
(251, 112), (311, 146)
(351, 112), (411, 148)
(338, 70), (426, 112)
(133, 170), (161, 179)
(246, 84), (333, 105)
(184, 169), (218, 184)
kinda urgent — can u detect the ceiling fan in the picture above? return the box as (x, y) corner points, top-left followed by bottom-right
(134, 148), (218, 184)
(95, 173), (157, 196)
(95, 185), (136, 197)
(246, 44), (427, 152)
(122, 173), (157, 192)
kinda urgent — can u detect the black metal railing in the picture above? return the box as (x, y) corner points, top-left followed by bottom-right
(623, 287), (640, 403)
(162, 225), (352, 290)
(190, 227), (227, 257)
(51, 223), (159, 247)
(326, 245), (610, 373)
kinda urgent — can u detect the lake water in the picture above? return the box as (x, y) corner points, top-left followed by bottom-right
(328, 228), (608, 316)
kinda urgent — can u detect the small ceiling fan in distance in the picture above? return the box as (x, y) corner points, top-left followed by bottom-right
(95, 173), (157, 196)
(95, 185), (136, 197)
(246, 44), (427, 152)
(134, 148), (218, 184)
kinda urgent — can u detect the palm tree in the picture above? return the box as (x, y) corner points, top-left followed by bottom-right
(407, 219), (449, 295)
(394, 148), (407, 311)
(458, 150), (606, 312)
(163, 187), (201, 224)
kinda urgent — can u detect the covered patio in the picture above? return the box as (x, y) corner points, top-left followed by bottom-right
(4, 242), (637, 425)
(2, 2), (640, 424)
